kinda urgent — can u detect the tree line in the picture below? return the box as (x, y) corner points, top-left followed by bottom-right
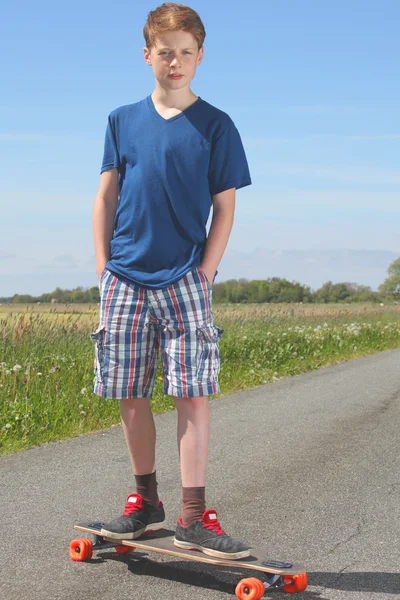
(3, 258), (399, 305)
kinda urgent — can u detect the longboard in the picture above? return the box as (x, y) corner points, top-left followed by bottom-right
(70, 522), (307, 599)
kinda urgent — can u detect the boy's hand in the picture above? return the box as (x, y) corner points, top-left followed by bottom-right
(96, 266), (107, 279)
(201, 267), (215, 287)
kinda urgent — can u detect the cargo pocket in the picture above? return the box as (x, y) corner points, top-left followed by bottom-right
(195, 322), (224, 383)
(90, 323), (105, 383)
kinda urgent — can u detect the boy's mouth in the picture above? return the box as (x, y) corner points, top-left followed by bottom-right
(169, 74), (183, 79)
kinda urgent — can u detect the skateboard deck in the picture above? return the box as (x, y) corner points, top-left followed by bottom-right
(70, 522), (307, 598)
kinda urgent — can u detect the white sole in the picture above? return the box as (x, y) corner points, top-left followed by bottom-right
(100, 527), (145, 540)
(144, 520), (166, 533)
(173, 538), (250, 560)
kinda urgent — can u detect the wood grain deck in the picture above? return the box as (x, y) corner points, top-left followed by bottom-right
(74, 523), (305, 576)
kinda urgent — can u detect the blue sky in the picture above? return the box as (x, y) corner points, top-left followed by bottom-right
(1, 0), (399, 296)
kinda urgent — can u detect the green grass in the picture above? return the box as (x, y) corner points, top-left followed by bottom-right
(1, 303), (399, 455)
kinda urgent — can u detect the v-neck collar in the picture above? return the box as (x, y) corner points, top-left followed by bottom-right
(147, 94), (202, 124)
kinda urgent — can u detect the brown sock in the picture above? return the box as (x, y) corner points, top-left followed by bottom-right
(181, 487), (206, 526)
(134, 471), (159, 508)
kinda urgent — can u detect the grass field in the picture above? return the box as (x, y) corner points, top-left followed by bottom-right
(1, 302), (399, 455)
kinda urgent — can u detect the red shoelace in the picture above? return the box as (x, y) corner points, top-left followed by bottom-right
(123, 502), (141, 516)
(202, 520), (225, 535)
(122, 495), (144, 516)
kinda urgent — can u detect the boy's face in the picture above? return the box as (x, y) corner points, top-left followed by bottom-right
(144, 30), (204, 91)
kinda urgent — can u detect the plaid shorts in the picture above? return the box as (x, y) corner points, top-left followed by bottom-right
(90, 266), (224, 399)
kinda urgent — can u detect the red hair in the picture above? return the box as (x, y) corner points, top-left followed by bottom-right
(143, 3), (206, 51)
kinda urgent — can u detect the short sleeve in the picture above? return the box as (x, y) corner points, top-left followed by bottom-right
(100, 113), (121, 174)
(208, 116), (252, 196)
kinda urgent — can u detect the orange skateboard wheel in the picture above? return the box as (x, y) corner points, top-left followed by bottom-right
(115, 545), (135, 554)
(70, 538), (93, 561)
(283, 573), (308, 593)
(235, 577), (265, 600)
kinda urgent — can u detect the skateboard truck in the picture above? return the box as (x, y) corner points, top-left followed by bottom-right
(235, 572), (308, 598)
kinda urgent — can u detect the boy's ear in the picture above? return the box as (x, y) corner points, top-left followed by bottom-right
(143, 47), (152, 65)
(197, 46), (204, 65)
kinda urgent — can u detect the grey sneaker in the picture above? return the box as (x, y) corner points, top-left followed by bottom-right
(101, 493), (166, 540)
(174, 509), (251, 560)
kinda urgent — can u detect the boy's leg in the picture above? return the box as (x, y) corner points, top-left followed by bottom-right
(120, 397), (159, 506)
(174, 395), (209, 525)
(173, 393), (250, 559)
(120, 398), (156, 476)
(100, 397), (165, 539)
(174, 396), (209, 486)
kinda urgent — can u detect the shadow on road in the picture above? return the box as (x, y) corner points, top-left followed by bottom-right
(85, 551), (398, 596)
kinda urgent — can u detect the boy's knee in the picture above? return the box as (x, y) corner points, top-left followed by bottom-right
(174, 396), (208, 410)
(120, 397), (152, 412)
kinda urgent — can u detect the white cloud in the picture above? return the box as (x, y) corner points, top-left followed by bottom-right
(0, 251), (17, 260)
(242, 134), (400, 146)
(262, 189), (400, 210)
(247, 162), (400, 186)
(285, 105), (343, 113)
(270, 163), (400, 185)
(0, 132), (102, 143)
(0, 191), (92, 214)
(0, 133), (50, 142)
(345, 135), (400, 140)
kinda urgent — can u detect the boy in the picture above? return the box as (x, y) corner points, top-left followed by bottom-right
(91, 2), (252, 559)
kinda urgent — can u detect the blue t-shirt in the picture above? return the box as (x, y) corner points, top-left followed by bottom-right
(100, 94), (252, 289)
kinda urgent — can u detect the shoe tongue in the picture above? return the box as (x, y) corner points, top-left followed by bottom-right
(202, 509), (218, 525)
(126, 493), (144, 508)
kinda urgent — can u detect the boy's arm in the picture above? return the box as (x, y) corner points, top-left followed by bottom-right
(200, 187), (236, 286)
(93, 168), (119, 277)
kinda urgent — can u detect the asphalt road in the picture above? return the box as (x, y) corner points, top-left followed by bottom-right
(1, 348), (399, 600)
